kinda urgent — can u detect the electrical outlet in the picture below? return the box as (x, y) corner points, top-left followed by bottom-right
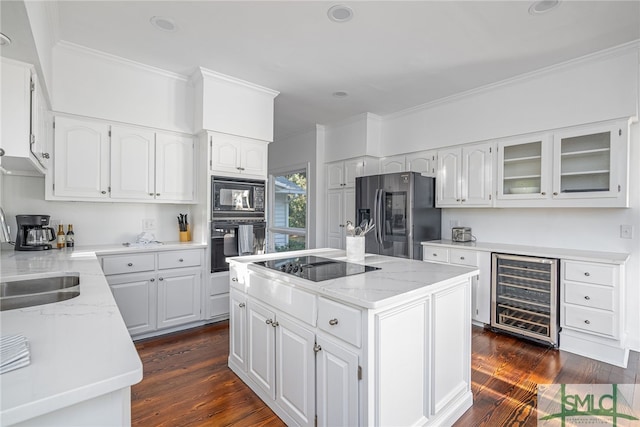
(142, 218), (156, 230)
(620, 225), (633, 239)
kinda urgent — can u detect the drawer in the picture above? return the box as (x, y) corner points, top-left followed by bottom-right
(423, 246), (449, 263)
(564, 261), (616, 286)
(318, 297), (362, 348)
(102, 253), (155, 275)
(564, 282), (614, 311)
(563, 305), (616, 338)
(210, 273), (229, 296)
(449, 249), (479, 267)
(249, 274), (317, 326)
(158, 250), (201, 270)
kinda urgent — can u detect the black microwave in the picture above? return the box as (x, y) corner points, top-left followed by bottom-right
(211, 176), (265, 218)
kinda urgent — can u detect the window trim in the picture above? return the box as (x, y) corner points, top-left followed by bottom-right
(268, 163), (309, 253)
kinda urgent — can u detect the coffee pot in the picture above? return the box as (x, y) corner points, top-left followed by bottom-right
(15, 215), (56, 251)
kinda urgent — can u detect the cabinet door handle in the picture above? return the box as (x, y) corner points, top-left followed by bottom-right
(584, 319), (591, 325)
(553, 192), (558, 196)
(541, 192), (546, 196)
(238, 302), (245, 308)
(231, 277), (238, 282)
(178, 258), (184, 262)
(461, 199), (466, 202)
(460, 256), (465, 260)
(159, 277), (164, 281)
(42, 152), (50, 159)
(272, 321), (279, 327)
(456, 199), (461, 202)
(584, 272), (591, 277)
(156, 193), (160, 196)
(432, 253), (437, 257)
(101, 191), (107, 194)
(584, 295), (591, 300)
(0, 148), (4, 156)
(329, 318), (339, 326)
(266, 319), (273, 325)
(127, 263), (133, 267)
(149, 193), (154, 196)
(150, 278), (155, 282)
(313, 343), (322, 353)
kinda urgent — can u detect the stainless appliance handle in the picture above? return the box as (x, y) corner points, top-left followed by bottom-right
(377, 190), (384, 244)
(373, 189), (379, 244)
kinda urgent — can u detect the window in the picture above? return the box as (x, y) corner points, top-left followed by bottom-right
(269, 167), (307, 252)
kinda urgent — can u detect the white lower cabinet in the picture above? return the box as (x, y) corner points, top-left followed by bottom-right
(423, 244), (490, 324)
(101, 248), (204, 338)
(228, 261), (472, 426)
(207, 271), (230, 319)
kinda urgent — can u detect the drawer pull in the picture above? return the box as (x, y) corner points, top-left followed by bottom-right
(150, 278), (155, 282)
(584, 319), (591, 325)
(432, 253), (437, 257)
(231, 277), (238, 282)
(159, 277), (164, 281)
(584, 295), (591, 300)
(584, 272), (591, 277)
(460, 256), (465, 260)
(178, 258), (184, 262)
(238, 302), (245, 308)
(127, 263), (133, 267)
(329, 318), (339, 326)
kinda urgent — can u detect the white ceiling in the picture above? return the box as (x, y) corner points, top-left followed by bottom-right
(14, 1), (640, 139)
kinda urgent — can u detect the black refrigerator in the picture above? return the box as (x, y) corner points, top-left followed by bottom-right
(355, 172), (441, 260)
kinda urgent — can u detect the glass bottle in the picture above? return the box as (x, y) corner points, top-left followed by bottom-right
(66, 224), (75, 248)
(57, 224), (65, 249)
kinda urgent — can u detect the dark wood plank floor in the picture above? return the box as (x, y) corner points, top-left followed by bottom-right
(132, 322), (639, 427)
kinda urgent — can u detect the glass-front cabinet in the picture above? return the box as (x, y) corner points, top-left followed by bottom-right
(497, 134), (551, 200)
(496, 119), (629, 208)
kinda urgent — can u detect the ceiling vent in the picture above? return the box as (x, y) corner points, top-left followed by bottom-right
(150, 16), (177, 32)
(528, 0), (561, 15)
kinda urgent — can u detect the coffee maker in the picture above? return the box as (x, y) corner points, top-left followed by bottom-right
(15, 215), (56, 251)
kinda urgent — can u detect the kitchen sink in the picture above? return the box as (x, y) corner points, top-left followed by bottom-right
(0, 273), (80, 311)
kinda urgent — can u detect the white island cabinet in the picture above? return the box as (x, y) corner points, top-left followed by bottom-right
(227, 249), (478, 427)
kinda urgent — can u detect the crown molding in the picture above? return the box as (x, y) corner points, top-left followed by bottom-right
(55, 40), (190, 82)
(196, 66), (280, 97)
(386, 39), (640, 121)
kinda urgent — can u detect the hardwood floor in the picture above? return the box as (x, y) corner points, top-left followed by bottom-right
(132, 322), (639, 427)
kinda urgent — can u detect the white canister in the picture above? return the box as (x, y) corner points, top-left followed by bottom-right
(346, 236), (365, 262)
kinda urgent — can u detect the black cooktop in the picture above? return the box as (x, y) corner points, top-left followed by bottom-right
(255, 255), (380, 282)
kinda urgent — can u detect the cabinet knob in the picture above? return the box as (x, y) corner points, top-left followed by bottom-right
(339, 224), (344, 228)
(456, 199), (461, 202)
(127, 263), (133, 267)
(313, 343), (322, 353)
(584, 295), (591, 300)
(159, 277), (164, 281)
(42, 152), (50, 159)
(0, 148), (4, 156)
(231, 277), (238, 282)
(461, 199), (466, 202)
(149, 193), (154, 196)
(541, 192), (546, 196)
(156, 193), (160, 196)
(272, 321), (279, 328)
(101, 191), (107, 194)
(584, 319), (591, 325)
(178, 258), (184, 262)
(239, 302), (245, 308)
(433, 253), (437, 257)
(553, 192), (558, 196)
(460, 256), (465, 260)
(584, 272), (591, 277)
(329, 318), (339, 326)
(150, 278), (155, 282)
(266, 319), (272, 325)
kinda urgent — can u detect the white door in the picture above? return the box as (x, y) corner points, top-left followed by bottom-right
(380, 155), (405, 174)
(155, 133), (195, 201)
(406, 151), (437, 176)
(327, 162), (345, 189)
(210, 133), (241, 175)
(156, 268), (201, 329)
(240, 139), (268, 178)
(247, 300), (276, 399)
(276, 314), (316, 427)
(327, 189), (344, 249)
(106, 273), (156, 336)
(436, 148), (461, 206)
(229, 290), (248, 371)
(53, 116), (110, 198)
(316, 336), (359, 427)
(462, 143), (493, 206)
(110, 125), (155, 200)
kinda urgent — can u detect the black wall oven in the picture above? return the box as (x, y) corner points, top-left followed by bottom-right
(211, 176), (265, 219)
(211, 220), (266, 273)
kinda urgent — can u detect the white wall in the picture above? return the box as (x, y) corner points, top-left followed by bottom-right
(1, 175), (196, 245)
(268, 127), (319, 248)
(382, 44), (640, 351)
(324, 113), (383, 162)
(52, 42), (194, 133)
(23, 1), (56, 103)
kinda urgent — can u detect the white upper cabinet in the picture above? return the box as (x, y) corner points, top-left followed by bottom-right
(379, 155), (405, 174)
(0, 58), (49, 176)
(53, 116), (110, 199)
(327, 158), (365, 189)
(110, 126), (155, 200)
(437, 142), (493, 207)
(155, 132), (195, 201)
(379, 151), (437, 177)
(209, 132), (268, 179)
(495, 119), (629, 208)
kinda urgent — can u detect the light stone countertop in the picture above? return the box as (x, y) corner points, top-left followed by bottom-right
(228, 248), (479, 309)
(420, 240), (630, 264)
(0, 247), (144, 426)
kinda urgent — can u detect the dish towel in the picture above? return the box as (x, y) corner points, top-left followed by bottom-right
(238, 224), (254, 255)
(1, 334), (30, 374)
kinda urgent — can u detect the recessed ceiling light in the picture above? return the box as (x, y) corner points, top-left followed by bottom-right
(327, 5), (354, 23)
(332, 91), (349, 98)
(150, 16), (177, 32)
(528, 0), (561, 15)
(0, 33), (11, 46)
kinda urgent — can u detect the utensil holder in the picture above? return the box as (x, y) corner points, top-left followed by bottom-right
(346, 236), (365, 262)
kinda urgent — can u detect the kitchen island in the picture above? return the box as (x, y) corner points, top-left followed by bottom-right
(0, 247), (143, 426)
(227, 248), (479, 427)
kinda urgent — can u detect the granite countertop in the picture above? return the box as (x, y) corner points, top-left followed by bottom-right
(0, 248), (143, 425)
(421, 239), (630, 264)
(228, 248), (479, 309)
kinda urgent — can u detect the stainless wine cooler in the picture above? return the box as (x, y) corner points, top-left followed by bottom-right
(491, 253), (559, 346)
